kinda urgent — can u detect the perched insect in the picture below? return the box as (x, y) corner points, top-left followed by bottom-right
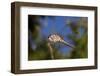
(48, 34), (74, 48)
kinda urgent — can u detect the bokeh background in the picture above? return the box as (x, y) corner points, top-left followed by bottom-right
(28, 15), (88, 60)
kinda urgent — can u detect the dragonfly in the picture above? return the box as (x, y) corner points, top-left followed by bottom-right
(48, 34), (74, 48)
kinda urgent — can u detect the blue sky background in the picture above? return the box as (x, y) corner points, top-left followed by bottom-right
(37, 15), (81, 54)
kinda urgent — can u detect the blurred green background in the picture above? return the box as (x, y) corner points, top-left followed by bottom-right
(28, 15), (88, 60)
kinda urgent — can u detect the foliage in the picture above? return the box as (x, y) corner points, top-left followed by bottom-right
(67, 17), (88, 58)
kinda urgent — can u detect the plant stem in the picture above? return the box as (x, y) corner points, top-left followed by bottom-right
(47, 43), (54, 59)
